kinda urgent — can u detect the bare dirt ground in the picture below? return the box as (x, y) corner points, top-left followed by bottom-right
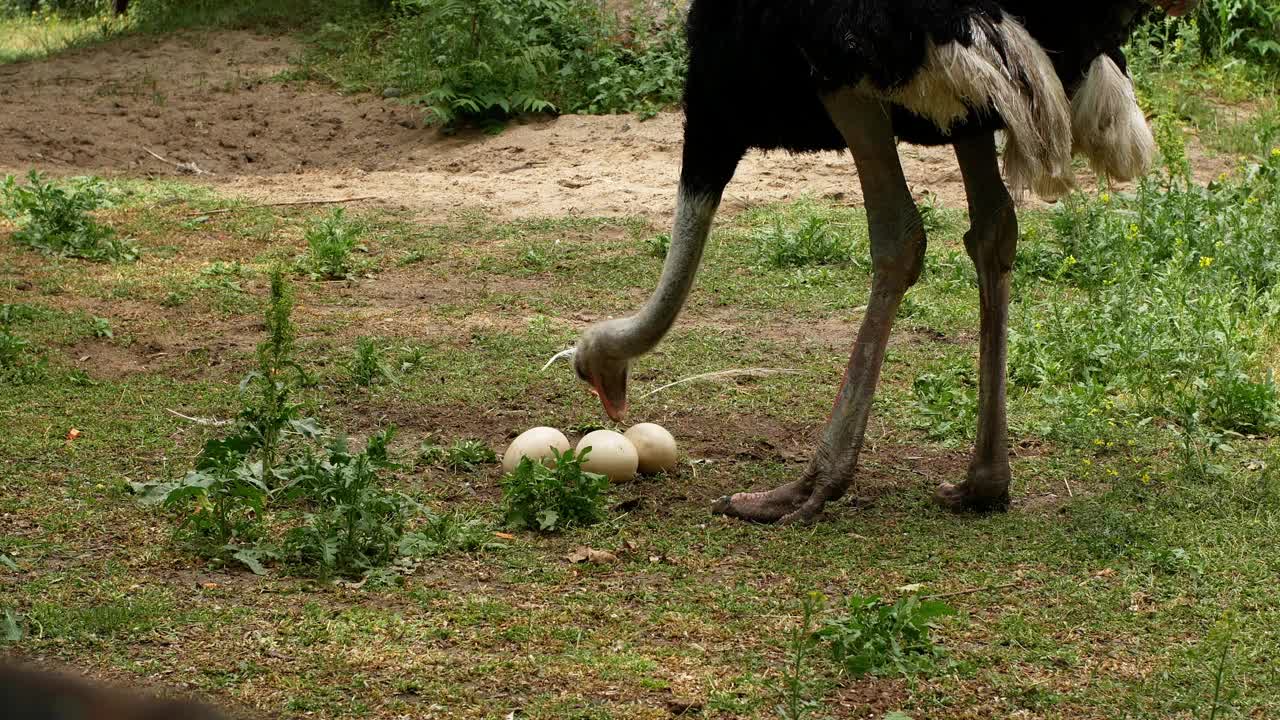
(0, 30), (1237, 222)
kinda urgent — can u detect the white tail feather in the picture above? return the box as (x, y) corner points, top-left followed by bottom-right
(1071, 54), (1155, 182)
(884, 15), (1075, 199)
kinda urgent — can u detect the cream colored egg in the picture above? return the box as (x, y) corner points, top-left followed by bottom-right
(502, 426), (571, 474)
(624, 423), (678, 475)
(575, 430), (639, 482)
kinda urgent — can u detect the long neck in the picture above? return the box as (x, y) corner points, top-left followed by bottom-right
(607, 185), (721, 357)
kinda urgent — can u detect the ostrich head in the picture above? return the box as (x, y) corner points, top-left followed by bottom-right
(571, 320), (631, 421)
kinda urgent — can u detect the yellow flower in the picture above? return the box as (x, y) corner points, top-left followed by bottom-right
(1199, 256), (1214, 269)
(1141, 472), (1151, 483)
(1272, 147), (1280, 158)
(1107, 468), (1119, 478)
(1100, 192), (1111, 204)
(1093, 438), (1105, 446)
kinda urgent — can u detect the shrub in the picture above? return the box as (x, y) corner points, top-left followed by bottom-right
(388, 0), (685, 125)
(501, 448), (608, 532)
(1, 171), (138, 262)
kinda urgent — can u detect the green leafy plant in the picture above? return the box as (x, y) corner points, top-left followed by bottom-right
(349, 336), (391, 386)
(756, 216), (852, 269)
(283, 429), (412, 579)
(90, 316), (112, 338)
(775, 592), (826, 720)
(137, 434), (271, 572)
(420, 438), (496, 472)
(399, 508), (499, 557)
(0, 304), (33, 369)
(644, 232), (671, 259)
(1, 609), (23, 645)
(300, 208), (366, 280)
(500, 448), (608, 532)
(911, 366), (979, 443)
(817, 595), (956, 677)
(237, 269), (321, 478)
(1, 170), (138, 262)
(389, 0), (685, 125)
(197, 260), (250, 292)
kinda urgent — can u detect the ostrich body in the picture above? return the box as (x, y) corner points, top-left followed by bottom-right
(572, 0), (1194, 524)
(1, 660), (229, 719)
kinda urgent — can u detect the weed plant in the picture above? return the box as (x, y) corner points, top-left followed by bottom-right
(1009, 135), (1280, 460)
(501, 448), (608, 532)
(419, 438), (496, 472)
(775, 592), (826, 720)
(240, 269), (319, 477)
(911, 365), (978, 444)
(299, 208), (366, 280)
(283, 429), (412, 579)
(756, 216), (854, 269)
(349, 337), (391, 386)
(0, 304), (33, 370)
(817, 595), (956, 677)
(1, 171), (138, 262)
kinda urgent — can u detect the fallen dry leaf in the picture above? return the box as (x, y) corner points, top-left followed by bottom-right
(566, 547), (618, 564)
(66, 428), (81, 441)
(493, 532), (516, 540)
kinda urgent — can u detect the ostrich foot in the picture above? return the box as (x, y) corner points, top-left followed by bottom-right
(711, 478), (814, 523)
(932, 480), (1010, 512)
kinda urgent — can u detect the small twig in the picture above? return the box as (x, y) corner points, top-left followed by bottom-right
(1063, 477), (1075, 498)
(640, 368), (805, 398)
(142, 146), (210, 176)
(166, 409), (231, 427)
(921, 581), (1024, 601)
(183, 195), (379, 219)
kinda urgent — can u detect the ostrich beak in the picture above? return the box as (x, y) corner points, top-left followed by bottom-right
(590, 379), (628, 422)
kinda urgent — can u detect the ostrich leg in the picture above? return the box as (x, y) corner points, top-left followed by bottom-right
(714, 90), (925, 523)
(935, 133), (1016, 511)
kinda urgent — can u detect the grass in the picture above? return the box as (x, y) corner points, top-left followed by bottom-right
(1, 164), (1278, 717)
(0, 9), (124, 63)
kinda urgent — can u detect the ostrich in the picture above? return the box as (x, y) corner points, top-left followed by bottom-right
(566, 0), (1196, 524)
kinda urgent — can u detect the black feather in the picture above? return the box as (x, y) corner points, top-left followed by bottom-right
(678, 0), (1151, 194)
